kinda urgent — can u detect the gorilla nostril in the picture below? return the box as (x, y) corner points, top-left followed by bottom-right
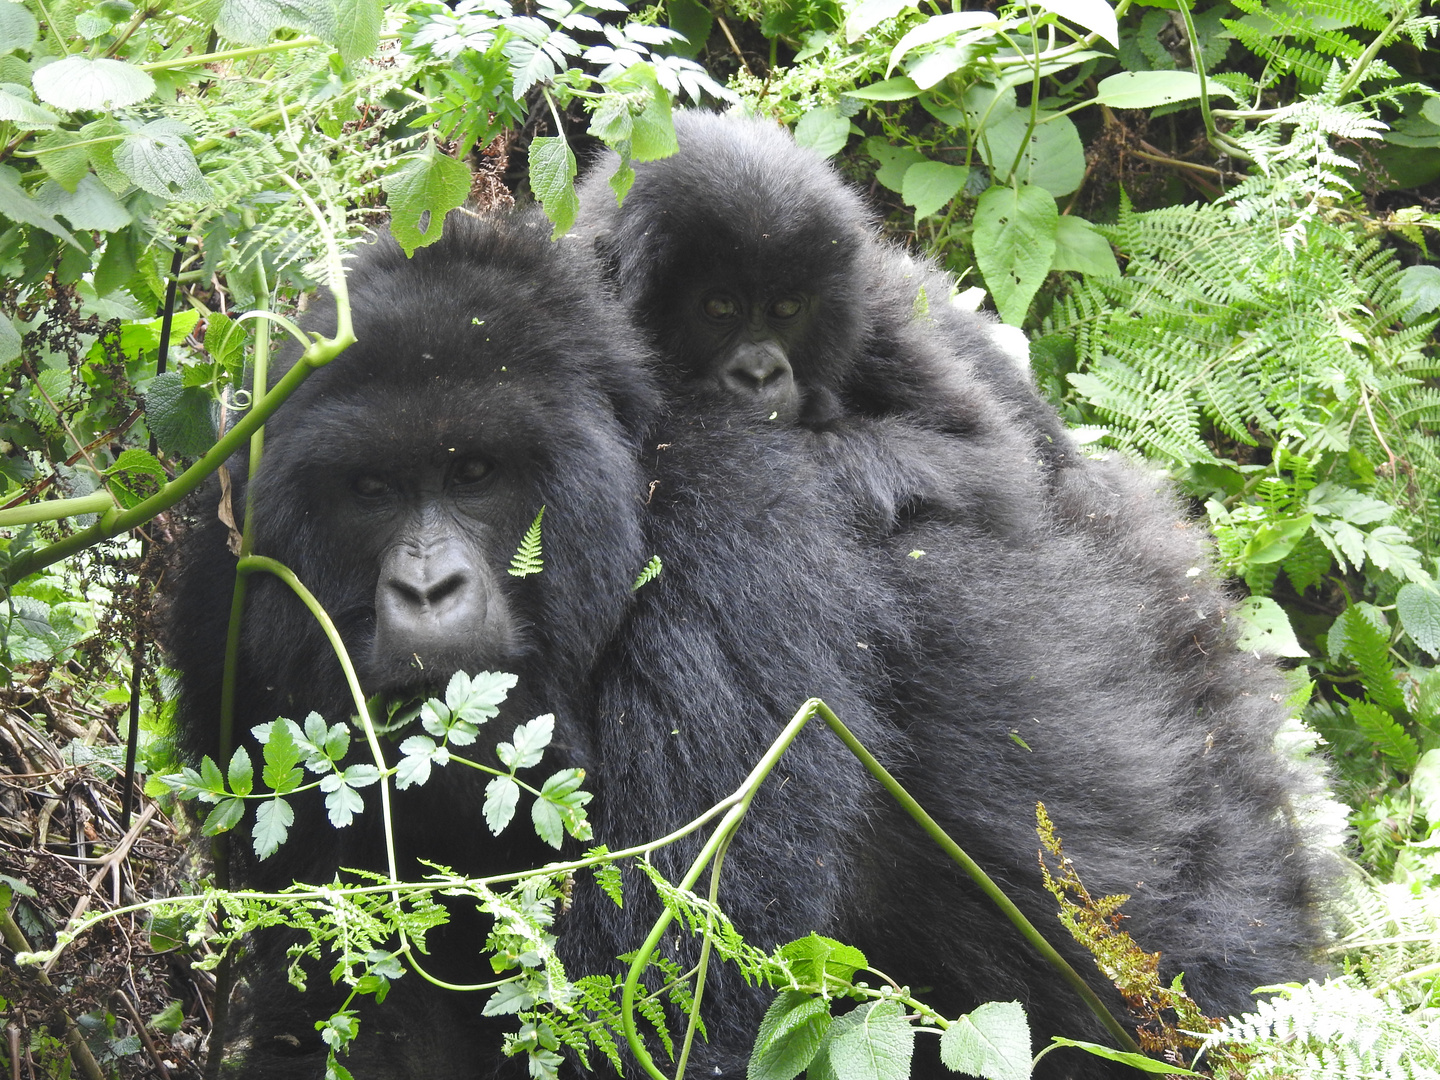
(424, 571), (467, 608)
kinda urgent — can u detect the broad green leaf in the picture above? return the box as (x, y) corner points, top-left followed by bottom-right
(36, 176), (130, 232)
(981, 111), (1085, 196)
(973, 183), (1057, 326)
(817, 1000), (913, 1080)
(1046, 1038), (1203, 1075)
(629, 81), (677, 161)
(938, 1001), (1030, 1080)
(1232, 596), (1307, 658)
(1093, 71), (1235, 109)
(323, 781), (364, 828)
(215, 0), (337, 45)
(1038, 0), (1118, 46)
(485, 775), (520, 834)
(1411, 749), (1440, 825)
(115, 121), (210, 200)
(0, 164), (79, 247)
(864, 138), (926, 193)
(261, 719), (304, 792)
(447, 670), (516, 721)
(252, 797), (295, 859)
(1050, 215), (1119, 277)
(531, 797), (563, 847)
(503, 713), (554, 770)
(333, 0), (382, 61)
(902, 161), (968, 220)
(380, 144), (472, 256)
(888, 11), (999, 75)
(667, 0), (712, 57)
(1397, 582), (1440, 657)
(750, 991), (832, 1080)
(529, 136), (579, 236)
(204, 311), (247, 374)
(0, 86), (58, 130)
(909, 41), (988, 90)
(1243, 515), (1313, 564)
(226, 745), (253, 797)
(34, 131), (88, 189)
(33, 56), (155, 111)
(847, 77), (921, 101)
(845, 0), (915, 42)
(0, 315), (18, 364)
(202, 798), (245, 836)
(0, 3), (39, 52)
(1397, 263), (1440, 319)
(794, 105), (851, 158)
(144, 371), (216, 458)
(776, 934), (867, 987)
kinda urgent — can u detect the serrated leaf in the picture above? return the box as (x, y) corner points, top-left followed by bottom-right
(630, 88), (677, 161)
(32, 56), (155, 111)
(485, 775), (520, 834)
(594, 860), (624, 906)
(981, 110), (1085, 196)
(215, 0), (337, 45)
(380, 145), (471, 256)
(0, 315), (18, 364)
(115, 121), (209, 200)
(334, 0), (382, 60)
(324, 782), (364, 828)
(776, 934), (867, 987)
(845, 0), (915, 41)
(1093, 71), (1235, 109)
(506, 714), (554, 769)
(226, 746), (253, 797)
(261, 719), (304, 792)
(1243, 515), (1313, 565)
(938, 1001), (1030, 1080)
(794, 106), (850, 158)
(202, 797), (245, 835)
(1397, 582), (1440, 658)
(531, 796), (563, 848)
(483, 980), (535, 1016)
(448, 669), (516, 722)
(200, 754), (227, 796)
(973, 184), (1057, 326)
(38, 174), (131, 232)
(750, 991), (832, 1080)
(204, 312), (247, 371)
(395, 749), (432, 789)
(1232, 596), (1308, 657)
(252, 797), (295, 859)
(902, 161), (968, 220)
(817, 1000), (913, 1080)
(1397, 263), (1440, 319)
(529, 136), (578, 236)
(0, 86), (58, 130)
(33, 131), (88, 190)
(145, 371), (216, 457)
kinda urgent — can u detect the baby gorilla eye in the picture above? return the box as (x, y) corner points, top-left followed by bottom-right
(351, 473), (390, 498)
(770, 297), (802, 319)
(702, 296), (738, 320)
(451, 456), (491, 485)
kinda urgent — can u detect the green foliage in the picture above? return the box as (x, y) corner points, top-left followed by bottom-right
(508, 506), (546, 578)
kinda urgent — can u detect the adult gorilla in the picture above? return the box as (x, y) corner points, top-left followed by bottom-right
(166, 210), (907, 1077)
(574, 110), (1335, 1075)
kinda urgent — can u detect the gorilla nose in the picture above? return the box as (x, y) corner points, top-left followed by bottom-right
(377, 542), (479, 633)
(720, 347), (795, 399)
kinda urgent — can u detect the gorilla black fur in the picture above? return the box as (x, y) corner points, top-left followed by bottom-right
(574, 110), (1334, 1076)
(167, 210), (915, 1078)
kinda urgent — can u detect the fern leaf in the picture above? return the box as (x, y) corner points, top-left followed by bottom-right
(509, 507), (545, 578)
(631, 555), (662, 592)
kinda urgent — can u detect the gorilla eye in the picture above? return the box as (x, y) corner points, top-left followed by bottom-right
(351, 473), (390, 499)
(702, 296), (738, 321)
(770, 297), (803, 320)
(451, 456), (491, 485)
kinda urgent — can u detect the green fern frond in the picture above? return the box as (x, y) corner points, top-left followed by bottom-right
(508, 507), (545, 578)
(631, 555), (662, 592)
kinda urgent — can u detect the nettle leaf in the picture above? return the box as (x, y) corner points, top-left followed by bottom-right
(36, 175), (129, 232)
(973, 183), (1057, 326)
(204, 312), (248, 375)
(794, 105), (850, 158)
(215, 0), (337, 46)
(145, 371), (216, 458)
(0, 86), (59, 130)
(104, 446), (165, 508)
(939, 1001), (1030, 1080)
(333, 0), (383, 61)
(115, 120), (210, 200)
(981, 110), (1085, 196)
(776, 934), (867, 987)
(0, 315), (19, 364)
(1050, 216), (1119, 278)
(529, 136), (578, 236)
(252, 797), (295, 859)
(750, 991), (832, 1080)
(1232, 596), (1308, 658)
(0, 3), (39, 52)
(380, 143), (471, 256)
(1397, 582), (1440, 658)
(1397, 263), (1440, 319)
(32, 56), (155, 111)
(34, 131), (89, 191)
(814, 1000), (913, 1080)
(485, 775), (520, 834)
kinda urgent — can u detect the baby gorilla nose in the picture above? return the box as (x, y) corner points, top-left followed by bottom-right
(720, 342), (797, 402)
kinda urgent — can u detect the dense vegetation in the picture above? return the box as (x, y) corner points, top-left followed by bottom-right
(0, 0), (1437, 1077)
